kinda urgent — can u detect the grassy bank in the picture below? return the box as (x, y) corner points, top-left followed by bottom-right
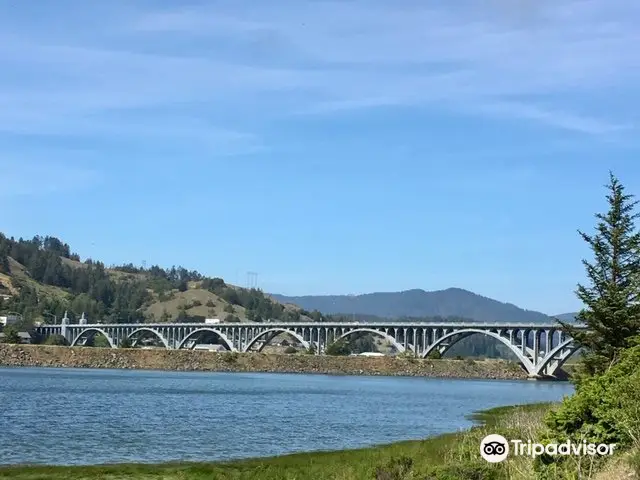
(0, 403), (595, 480)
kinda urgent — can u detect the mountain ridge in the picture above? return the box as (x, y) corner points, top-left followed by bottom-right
(270, 287), (555, 323)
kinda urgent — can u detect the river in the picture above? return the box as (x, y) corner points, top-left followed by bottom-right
(0, 367), (573, 466)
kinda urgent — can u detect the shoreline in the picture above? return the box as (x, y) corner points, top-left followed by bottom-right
(0, 403), (556, 479)
(0, 344), (540, 380)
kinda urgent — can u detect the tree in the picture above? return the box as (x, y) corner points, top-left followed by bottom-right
(93, 334), (111, 348)
(160, 308), (171, 323)
(119, 337), (133, 348)
(1, 325), (21, 344)
(325, 338), (352, 356)
(560, 173), (640, 378)
(44, 334), (68, 346)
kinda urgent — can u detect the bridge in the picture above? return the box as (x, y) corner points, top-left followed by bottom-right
(34, 315), (582, 378)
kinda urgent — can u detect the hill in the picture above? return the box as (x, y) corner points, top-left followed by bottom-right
(553, 312), (578, 322)
(270, 288), (554, 323)
(0, 233), (317, 326)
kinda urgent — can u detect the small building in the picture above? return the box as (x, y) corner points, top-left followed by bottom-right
(204, 318), (221, 325)
(192, 344), (227, 352)
(0, 315), (19, 326)
(359, 352), (385, 357)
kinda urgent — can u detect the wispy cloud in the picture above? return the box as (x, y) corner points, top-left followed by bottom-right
(0, 0), (638, 141)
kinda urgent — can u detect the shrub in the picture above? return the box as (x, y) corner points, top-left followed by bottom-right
(422, 462), (500, 480)
(427, 350), (442, 360)
(374, 456), (413, 480)
(44, 334), (67, 346)
(224, 304), (235, 314)
(325, 339), (351, 356)
(93, 334), (111, 348)
(546, 341), (640, 447)
(284, 346), (297, 354)
(206, 300), (215, 308)
(1, 325), (20, 344)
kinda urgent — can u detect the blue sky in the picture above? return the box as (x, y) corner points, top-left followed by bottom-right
(2, 0), (640, 315)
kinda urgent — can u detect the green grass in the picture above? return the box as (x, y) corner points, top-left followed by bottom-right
(0, 403), (555, 480)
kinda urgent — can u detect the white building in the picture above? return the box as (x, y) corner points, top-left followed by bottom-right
(0, 315), (19, 326)
(193, 344), (227, 352)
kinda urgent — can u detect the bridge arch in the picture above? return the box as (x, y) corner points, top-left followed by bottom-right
(70, 328), (116, 348)
(534, 339), (580, 377)
(176, 328), (235, 351)
(243, 329), (310, 352)
(335, 328), (406, 353)
(421, 328), (535, 375)
(126, 328), (170, 349)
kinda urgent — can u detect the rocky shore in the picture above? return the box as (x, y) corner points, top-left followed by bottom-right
(0, 344), (530, 379)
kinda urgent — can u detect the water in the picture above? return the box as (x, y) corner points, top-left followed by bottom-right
(0, 367), (573, 466)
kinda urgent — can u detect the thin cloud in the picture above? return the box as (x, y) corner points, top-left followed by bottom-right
(0, 0), (637, 140)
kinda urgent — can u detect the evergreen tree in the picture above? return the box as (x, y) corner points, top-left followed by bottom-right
(561, 173), (640, 377)
(1, 325), (21, 344)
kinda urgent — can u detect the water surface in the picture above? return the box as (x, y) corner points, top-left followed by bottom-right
(0, 367), (573, 466)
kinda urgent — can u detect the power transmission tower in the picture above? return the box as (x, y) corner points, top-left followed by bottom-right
(246, 271), (258, 289)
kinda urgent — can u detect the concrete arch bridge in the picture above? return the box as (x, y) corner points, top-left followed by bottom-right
(35, 320), (583, 378)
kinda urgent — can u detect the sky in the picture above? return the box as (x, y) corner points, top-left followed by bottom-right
(2, 0), (640, 315)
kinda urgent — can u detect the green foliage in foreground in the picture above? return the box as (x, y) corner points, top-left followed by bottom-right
(0, 404), (555, 480)
(546, 339), (640, 448)
(537, 174), (640, 478)
(560, 173), (640, 379)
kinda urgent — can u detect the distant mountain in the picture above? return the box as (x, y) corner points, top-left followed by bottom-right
(553, 312), (579, 322)
(270, 288), (555, 323)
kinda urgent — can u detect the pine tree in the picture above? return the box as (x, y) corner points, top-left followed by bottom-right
(561, 172), (640, 377)
(1, 325), (21, 344)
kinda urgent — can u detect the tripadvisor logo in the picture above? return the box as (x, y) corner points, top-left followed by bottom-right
(480, 434), (616, 463)
(480, 434), (509, 463)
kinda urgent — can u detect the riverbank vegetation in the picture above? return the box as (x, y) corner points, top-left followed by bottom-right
(538, 173), (640, 478)
(0, 403), (564, 480)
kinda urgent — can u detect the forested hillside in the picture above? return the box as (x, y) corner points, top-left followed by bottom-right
(271, 288), (553, 323)
(0, 233), (319, 327)
(0, 233), (534, 360)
